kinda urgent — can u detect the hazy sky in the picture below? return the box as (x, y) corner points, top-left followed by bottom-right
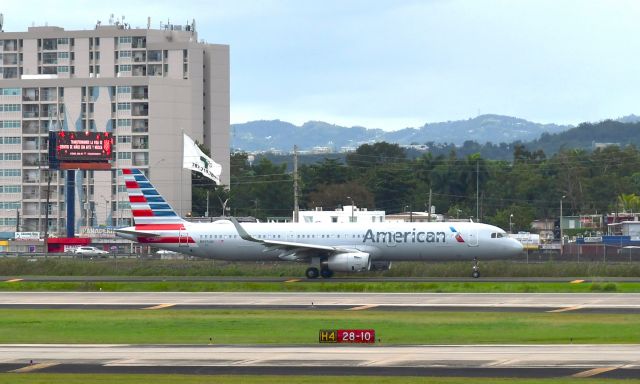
(3, 0), (640, 130)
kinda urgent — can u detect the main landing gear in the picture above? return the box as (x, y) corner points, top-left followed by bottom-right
(305, 267), (334, 279)
(472, 257), (480, 278)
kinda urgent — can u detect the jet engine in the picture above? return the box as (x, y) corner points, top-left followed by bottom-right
(368, 260), (392, 271)
(326, 252), (370, 272)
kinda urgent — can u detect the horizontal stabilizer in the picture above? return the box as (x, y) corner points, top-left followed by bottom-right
(114, 228), (161, 238)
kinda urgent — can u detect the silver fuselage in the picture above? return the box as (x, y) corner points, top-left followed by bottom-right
(119, 220), (523, 262)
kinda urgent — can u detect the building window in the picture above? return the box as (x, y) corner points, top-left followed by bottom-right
(118, 36), (132, 44)
(0, 88), (20, 96)
(0, 121), (20, 128)
(57, 66), (69, 73)
(117, 135), (131, 143)
(0, 185), (21, 193)
(1, 153), (21, 160)
(0, 104), (21, 112)
(58, 52), (69, 59)
(119, 50), (132, 58)
(117, 152), (132, 160)
(117, 103), (131, 111)
(116, 86), (131, 94)
(117, 119), (132, 127)
(0, 169), (21, 176)
(0, 137), (21, 144)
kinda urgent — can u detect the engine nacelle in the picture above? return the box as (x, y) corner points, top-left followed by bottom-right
(368, 260), (392, 271)
(326, 252), (370, 272)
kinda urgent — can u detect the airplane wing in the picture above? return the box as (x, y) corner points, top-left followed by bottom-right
(228, 217), (357, 260)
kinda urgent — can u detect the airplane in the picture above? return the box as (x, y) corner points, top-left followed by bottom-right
(115, 168), (523, 279)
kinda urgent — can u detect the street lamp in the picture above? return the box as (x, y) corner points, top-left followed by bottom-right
(347, 196), (354, 223)
(560, 195), (566, 257)
(509, 214), (514, 234)
(405, 205), (413, 223)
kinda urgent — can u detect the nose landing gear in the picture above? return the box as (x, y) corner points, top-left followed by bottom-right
(471, 257), (480, 278)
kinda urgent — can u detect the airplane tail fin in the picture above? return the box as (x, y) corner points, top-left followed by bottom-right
(122, 168), (186, 226)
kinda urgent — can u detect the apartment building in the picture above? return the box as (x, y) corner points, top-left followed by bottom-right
(0, 20), (230, 236)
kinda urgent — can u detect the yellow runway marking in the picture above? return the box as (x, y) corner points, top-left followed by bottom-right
(571, 366), (619, 378)
(143, 303), (176, 310)
(346, 304), (379, 311)
(5, 278), (23, 283)
(284, 279), (301, 283)
(570, 279), (585, 284)
(547, 305), (583, 313)
(11, 362), (59, 373)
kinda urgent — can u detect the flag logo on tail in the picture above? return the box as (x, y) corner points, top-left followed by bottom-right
(122, 169), (184, 225)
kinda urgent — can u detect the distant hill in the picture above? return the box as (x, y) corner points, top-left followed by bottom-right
(528, 120), (640, 153)
(231, 114), (570, 152)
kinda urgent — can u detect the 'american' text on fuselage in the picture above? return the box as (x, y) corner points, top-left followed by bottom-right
(362, 229), (447, 244)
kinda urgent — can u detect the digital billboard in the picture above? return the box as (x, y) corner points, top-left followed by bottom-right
(55, 131), (114, 161)
(48, 131), (114, 170)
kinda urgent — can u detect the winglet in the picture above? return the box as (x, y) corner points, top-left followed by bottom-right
(228, 217), (262, 243)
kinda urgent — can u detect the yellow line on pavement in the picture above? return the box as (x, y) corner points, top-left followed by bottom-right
(5, 278), (23, 283)
(570, 279), (585, 284)
(143, 303), (176, 310)
(346, 304), (379, 311)
(284, 279), (301, 283)
(11, 362), (59, 373)
(547, 305), (583, 313)
(571, 366), (619, 378)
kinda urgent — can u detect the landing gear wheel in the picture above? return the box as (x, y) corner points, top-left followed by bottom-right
(320, 269), (334, 279)
(305, 267), (320, 279)
(471, 257), (480, 278)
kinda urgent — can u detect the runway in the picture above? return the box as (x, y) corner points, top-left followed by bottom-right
(1, 292), (640, 313)
(1, 344), (639, 378)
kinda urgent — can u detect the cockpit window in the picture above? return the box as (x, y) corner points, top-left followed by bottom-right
(491, 232), (505, 238)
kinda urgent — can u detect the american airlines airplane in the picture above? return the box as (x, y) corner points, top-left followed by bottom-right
(115, 169), (523, 279)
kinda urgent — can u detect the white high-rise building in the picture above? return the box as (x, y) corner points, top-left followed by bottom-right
(0, 20), (230, 236)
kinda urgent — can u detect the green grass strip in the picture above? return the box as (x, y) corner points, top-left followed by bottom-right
(0, 309), (638, 344)
(0, 280), (637, 292)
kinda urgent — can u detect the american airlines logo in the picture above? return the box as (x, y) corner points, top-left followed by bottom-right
(363, 229), (447, 243)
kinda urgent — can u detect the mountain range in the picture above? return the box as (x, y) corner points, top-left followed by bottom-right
(230, 114), (567, 152)
(230, 114), (640, 153)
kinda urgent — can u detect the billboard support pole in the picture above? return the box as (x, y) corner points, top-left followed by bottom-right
(66, 169), (75, 238)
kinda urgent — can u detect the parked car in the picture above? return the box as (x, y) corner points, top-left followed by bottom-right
(72, 246), (109, 257)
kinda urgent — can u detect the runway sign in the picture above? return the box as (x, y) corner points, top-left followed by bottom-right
(319, 329), (375, 343)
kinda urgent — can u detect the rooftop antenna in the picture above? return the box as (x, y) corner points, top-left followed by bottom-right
(0, 14), (4, 32)
(147, 16), (151, 29)
(109, 14), (114, 25)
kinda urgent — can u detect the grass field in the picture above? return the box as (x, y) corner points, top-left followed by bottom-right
(0, 309), (638, 344)
(0, 280), (637, 292)
(2, 258), (640, 278)
(2, 374), (639, 384)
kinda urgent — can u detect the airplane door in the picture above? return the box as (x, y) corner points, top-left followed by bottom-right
(466, 229), (479, 247)
(178, 230), (191, 248)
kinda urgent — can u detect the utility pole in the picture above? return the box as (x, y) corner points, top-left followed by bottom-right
(476, 159), (479, 222)
(205, 190), (209, 217)
(560, 195), (566, 257)
(293, 145), (299, 223)
(43, 170), (52, 254)
(427, 188), (432, 222)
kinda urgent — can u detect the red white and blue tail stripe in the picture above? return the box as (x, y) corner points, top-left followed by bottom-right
(122, 168), (185, 226)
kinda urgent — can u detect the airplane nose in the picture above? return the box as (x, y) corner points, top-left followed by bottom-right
(512, 239), (524, 254)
